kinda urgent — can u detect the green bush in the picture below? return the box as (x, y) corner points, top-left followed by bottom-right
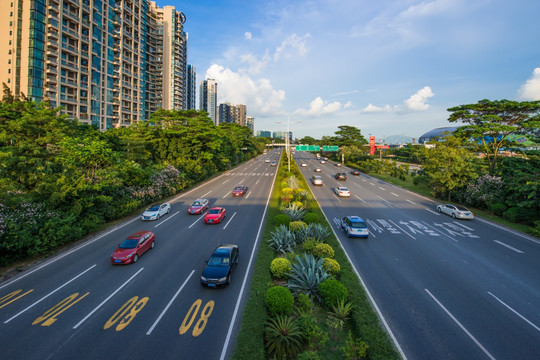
(489, 203), (507, 216)
(274, 214), (291, 227)
(303, 212), (320, 224)
(297, 351), (320, 360)
(265, 286), (294, 316)
(295, 293), (312, 315)
(323, 258), (341, 277)
(296, 314), (328, 350)
(289, 220), (308, 233)
(313, 243), (335, 258)
(318, 278), (348, 307)
(270, 258), (292, 279)
(302, 238), (321, 253)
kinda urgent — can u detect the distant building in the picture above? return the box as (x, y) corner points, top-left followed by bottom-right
(246, 116), (254, 134)
(418, 127), (461, 144)
(273, 131), (292, 141)
(199, 79), (218, 125)
(257, 130), (272, 138)
(218, 103), (247, 126)
(186, 64), (196, 109)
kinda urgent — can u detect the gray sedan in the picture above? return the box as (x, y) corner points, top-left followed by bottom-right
(437, 204), (474, 219)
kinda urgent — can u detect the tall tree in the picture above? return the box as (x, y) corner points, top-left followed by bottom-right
(333, 125), (367, 147)
(447, 99), (540, 171)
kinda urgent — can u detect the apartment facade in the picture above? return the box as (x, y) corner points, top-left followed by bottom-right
(199, 78), (217, 125)
(0, 0), (188, 130)
(186, 64), (196, 110)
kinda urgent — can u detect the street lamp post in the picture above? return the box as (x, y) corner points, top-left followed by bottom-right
(276, 116), (301, 172)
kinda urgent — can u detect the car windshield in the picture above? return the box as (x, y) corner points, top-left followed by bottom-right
(456, 206), (470, 211)
(208, 209), (220, 214)
(234, 186), (243, 190)
(119, 239), (138, 249)
(192, 201), (200, 206)
(147, 205), (160, 211)
(208, 255), (230, 266)
(351, 221), (367, 229)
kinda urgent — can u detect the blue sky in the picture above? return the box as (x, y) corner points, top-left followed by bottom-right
(154, 0), (540, 141)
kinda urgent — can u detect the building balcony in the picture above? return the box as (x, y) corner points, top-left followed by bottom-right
(60, 94), (78, 103)
(63, 11), (80, 22)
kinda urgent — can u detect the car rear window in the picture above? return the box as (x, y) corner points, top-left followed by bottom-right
(351, 221), (367, 229)
(119, 239), (138, 249)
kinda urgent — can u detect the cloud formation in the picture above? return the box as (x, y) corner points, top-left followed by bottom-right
(206, 64), (285, 114)
(363, 103), (392, 112)
(518, 68), (540, 101)
(273, 33), (311, 62)
(404, 86), (434, 111)
(294, 97), (343, 116)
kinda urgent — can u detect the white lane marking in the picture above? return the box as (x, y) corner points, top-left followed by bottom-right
(488, 292), (540, 332)
(376, 195), (392, 206)
(4, 265), (97, 323)
(354, 195), (366, 203)
(154, 211), (180, 228)
(453, 221), (474, 231)
(494, 240), (524, 253)
(223, 212), (237, 230)
(406, 199), (416, 205)
(422, 221), (458, 242)
(188, 213), (206, 228)
(222, 179), (230, 184)
(425, 289), (495, 360)
(246, 191), (251, 199)
(370, 182), (376, 186)
(219, 164), (280, 360)
(256, 179), (260, 184)
(202, 190), (212, 198)
(389, 220), (416, 240)
(476, 217), (540, 245)
(426, 208), (440, 216)
(239, 179), (245, 184)
(379, 187), (386, 191)
(73, 267), (144, 329)
(391, 192), (399, 197)
(147, 270), (195, 335)
(222, 192), (229, 199)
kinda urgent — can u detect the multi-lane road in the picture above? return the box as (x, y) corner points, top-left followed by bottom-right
(294, 152), (540, 360)
(0, 149), (282, 360)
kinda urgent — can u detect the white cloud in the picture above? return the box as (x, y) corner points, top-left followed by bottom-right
(294, 97), (343, 116)
(518, 68), (540, 101)
(206, 64), (286, 115)
(273, 33), (311, 62)
(404, 86), (434, 111)
(362, 103), (391, 112)
(244, 32), (252, 40)
(239, 51), (271, 75)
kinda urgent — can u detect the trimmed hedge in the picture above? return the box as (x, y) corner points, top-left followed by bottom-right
(265, 286), (294, 316)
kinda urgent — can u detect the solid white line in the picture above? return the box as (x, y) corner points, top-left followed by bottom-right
(406, 199), (416, 204)
(425, 289), (495, 360)
(222, 179), (230, 184)
(223, 212), (237, 230)
(376, 195), (392, 206)
(154, 211), (180, 228)
(389, 220), (416, 240)
(201, 190), (212, 198)
(425, 208), (440, 216)
(453, 221), (474, 231)
(391, 192), (399, 197)
(256, 179), (260, 184)
(4, 264), (97, 323)
(476, 217), (540, 245)
(354, 195), (366, 203)
(488, 292), (540, 332)
(73, 267), (144, 329)
(379, 186), (386, 191)
(246, 192), (251, 199)
(493, 240), (524, 254)
(222, 192), (229, 199)
(219, 160), (280, 360)
(146, 269), (195, 335)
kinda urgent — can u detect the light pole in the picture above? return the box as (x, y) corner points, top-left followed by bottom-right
(276, 116), (301, 172)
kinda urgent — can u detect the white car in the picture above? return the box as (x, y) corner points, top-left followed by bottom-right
(301, 163), (307, 167)
(141, 203), (171, 220)
(437, 204), (474, 219)
(265, 159), (271, 163)
(336, 163), (342, 167)
(320, 160), (326, 164)
(314, 168), (322, 172)
(334, 187), (350, 197)
(311, 176), (323, 186)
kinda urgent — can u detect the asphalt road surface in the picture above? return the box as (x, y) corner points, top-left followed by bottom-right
(295, 152), (540, 360)
(0, 149), (282, 360)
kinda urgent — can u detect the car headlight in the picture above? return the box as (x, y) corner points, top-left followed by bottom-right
(218, 277), (228, 283)
(201, 276), (207, 281)
(126, 253), (133, 258)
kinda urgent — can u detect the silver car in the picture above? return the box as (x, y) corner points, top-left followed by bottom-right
(141, 203), (171, 220)
(311, 176), (323, 186)
(437, 204), (474, 219)
(334, 187), (350, 197)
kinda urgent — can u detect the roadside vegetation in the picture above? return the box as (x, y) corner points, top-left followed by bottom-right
(232, 151), (399, 360)
(0, 92), (270, 268)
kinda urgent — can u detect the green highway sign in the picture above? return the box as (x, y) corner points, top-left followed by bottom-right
(295, 145), (321, 151)
(322, 145), (339, 152)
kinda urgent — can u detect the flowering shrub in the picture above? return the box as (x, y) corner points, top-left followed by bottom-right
(462, 174), (504, 209)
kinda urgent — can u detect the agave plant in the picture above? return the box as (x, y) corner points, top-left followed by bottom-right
(281, 203), (307, 221)
(329, 298), (354, 329)
(286, 253), (329, 301)
(265, 315), (304, 359)
(268, 224), (296, 254)
(286, 175), (300, 190)
(308, 223), (331, 241)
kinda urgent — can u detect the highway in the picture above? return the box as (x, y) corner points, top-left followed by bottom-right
(294, 152), (540, 360)
(0, 149), (282, 360)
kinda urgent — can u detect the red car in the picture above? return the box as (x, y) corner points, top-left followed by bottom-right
(232, 185), (248, 197)
(204, 207), (226, 224)
(111, 231), (155, 264)
(188, 198), (209, 215)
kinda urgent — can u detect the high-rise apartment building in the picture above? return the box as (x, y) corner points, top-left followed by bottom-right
(0, 0), (188, 130)
(186, 64), (196, 110)
(218, 102), (246, 126)
(245, 115), (254, 134)
(199, 78), (217, 125)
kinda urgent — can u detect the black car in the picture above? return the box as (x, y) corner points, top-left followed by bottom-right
(335, 173), (347, 180)
(200, 244), (239, 287)
(351, 170), (361, 176)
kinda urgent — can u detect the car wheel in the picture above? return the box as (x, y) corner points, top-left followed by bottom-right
(151, 241), (155, 249)
(227, 274), (231, 285)
(452, 213), (456, 219)
(167, 208), (170, 214)
(157, 214), (160, 220)
(347, 230), (351, 238)
(133, 254), (139, 263)
(438, 207), (442, 213)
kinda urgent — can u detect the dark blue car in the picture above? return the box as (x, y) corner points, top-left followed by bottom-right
(200, 244), (239, 287)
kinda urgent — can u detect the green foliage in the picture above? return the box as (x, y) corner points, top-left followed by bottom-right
(281, 203), (307, 221)
(323, 258), (341, 277)
(295, 293), (313, 315)
(297, 351), (320, 360)
(341, 331), (369, 359)
(297, 314), (329, 351)
(289, 220), (308, 233)
(270, 258), (292, 279)
(265, 286), (295, 316)
(302, 238), (322, 253)
(274, 214), (291, 227)
(489, 203), (507, 216)
(265, 315), (304, 359)
(318, 278), (348, 307)
(329, 298), (354, 329)
(287, 253), (329, 301)
(313, 243), (335, 259)
(303, 212), (320, 224)
(268, 224), (296, 254)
